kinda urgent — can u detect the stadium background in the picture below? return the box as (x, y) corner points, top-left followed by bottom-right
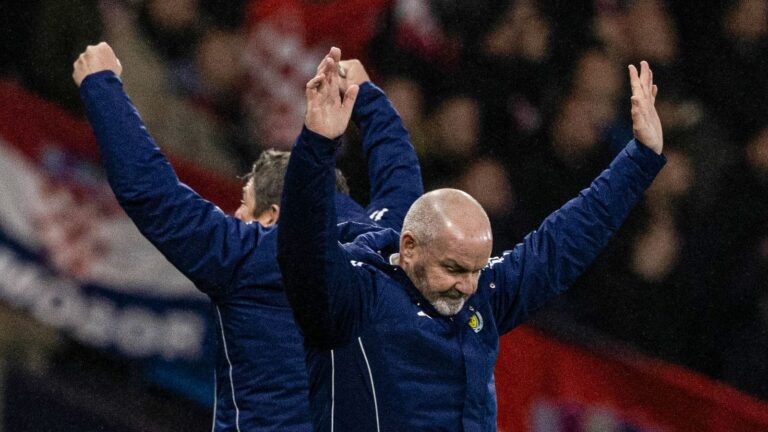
(0, 0), (767, 430)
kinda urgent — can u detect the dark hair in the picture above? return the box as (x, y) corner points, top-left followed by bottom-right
(244, 150), (349, 218)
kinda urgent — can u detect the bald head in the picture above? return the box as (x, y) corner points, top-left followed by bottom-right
(399, 189), (493, 316)
(402, 189), (492, 247)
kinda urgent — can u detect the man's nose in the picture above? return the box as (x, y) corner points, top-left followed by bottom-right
(454, 274), (475, 295)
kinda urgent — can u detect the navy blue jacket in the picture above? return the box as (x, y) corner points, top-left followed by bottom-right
(278, 130), (665, 431)
(80, 71), (422, 432)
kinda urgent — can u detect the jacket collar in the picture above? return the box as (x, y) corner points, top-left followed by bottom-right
(346, 228), (481, 324)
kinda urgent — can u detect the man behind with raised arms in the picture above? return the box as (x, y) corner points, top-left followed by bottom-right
(278, 51), (666, 431)
(73, 43), (422, 431)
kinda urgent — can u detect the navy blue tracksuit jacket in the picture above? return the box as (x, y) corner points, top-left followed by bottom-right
(80, 71), (422, 431)
(278, 129), (666, 431)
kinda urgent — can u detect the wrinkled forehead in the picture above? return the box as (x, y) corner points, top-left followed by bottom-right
(429, 223), (492, 267)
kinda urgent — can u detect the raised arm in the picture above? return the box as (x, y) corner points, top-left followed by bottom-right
(278, 49), (377, 348)
(485, 61), (666, 333)
(341, 60), (423, 231)
(75, 43), (264, 299)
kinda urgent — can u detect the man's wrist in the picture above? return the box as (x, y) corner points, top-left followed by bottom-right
(300, 125), (341, 147)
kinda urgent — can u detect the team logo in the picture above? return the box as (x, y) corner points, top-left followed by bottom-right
(468, 311), (484, 333)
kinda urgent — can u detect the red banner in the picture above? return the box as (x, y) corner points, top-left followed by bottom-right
(496, 326), (768, 432)
(0, 80), (240, 213)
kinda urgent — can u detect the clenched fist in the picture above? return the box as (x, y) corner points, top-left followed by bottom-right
(73, 42), (122, 87)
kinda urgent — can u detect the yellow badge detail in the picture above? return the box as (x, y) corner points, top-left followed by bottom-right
(468, 311), (484, 333)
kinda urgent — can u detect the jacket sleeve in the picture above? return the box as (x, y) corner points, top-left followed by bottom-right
(80, 71), (259, 299)
(352, 82), (423, 232)
(484, 139), (666, 334)
(278, 127), (377, 349)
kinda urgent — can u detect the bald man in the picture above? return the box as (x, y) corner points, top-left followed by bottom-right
(278, 53), (665, 431)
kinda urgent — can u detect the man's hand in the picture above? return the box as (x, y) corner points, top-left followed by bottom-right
(338, 59), (370, 93)
(304, 47), (359, 139)
(629, 61), (663, 155)
(73, 42), (122, 87)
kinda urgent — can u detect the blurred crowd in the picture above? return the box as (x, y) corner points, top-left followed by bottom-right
(1, 0), (767, 400)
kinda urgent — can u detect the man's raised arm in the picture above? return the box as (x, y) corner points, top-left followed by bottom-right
(278, 49), (379, 348)
(75, 43), (261, 299)
(341, 60), (423, 231)
(484, 61), (666, 333)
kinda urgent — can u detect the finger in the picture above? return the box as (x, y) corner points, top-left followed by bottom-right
(323, 57), (335, 90)
(341, 84), (360, 114)
(628, 64), (642, 97)
(328, 59), (341, 102)
(329, 47), (341, 63)
(640, 60), (651, 97)
(648, 64), (653, 88)
(306, 73), (325, 89)
(74, 56), (84, 72)
(306, 76), (323, 100)
(317, 57), (327, 74)
(652, 84), (658, 101)
(630, 98), (646, 127)
(317, 50), (335, 73)
(317, 57), (331, 80)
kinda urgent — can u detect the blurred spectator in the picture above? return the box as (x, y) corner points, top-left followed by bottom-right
(625, 0), (679, 64)
(653, 88), (734, 212)
(470, 0), (554, 159)
(420, 94), (481, 190)
(595, 0), (679, 66)
(687, 0), (768, 143)
(456, 158), (523, 254)
(693, 125), (768, 387)
(242, 0), (389, 150)
(481, 0), (551, 64)
(0, 1), (38, 80)
(560, 148), (702, 365)
(3, 0), (103, 114)
(593, 0), (632, 60)
(194, 29), (246, 105)
(512, 48), (620, 227)
(139, 0), (202, 63)
(630, 149), (693, 282)
(192, 27), (258, 168)
(369, 0), (462, 92)
(103, 0), (242, 174)
(381, 76), (427, 154)
(199, 0), (250, 29)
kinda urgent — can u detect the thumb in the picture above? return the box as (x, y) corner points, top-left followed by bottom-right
(341, 84), (359, 114)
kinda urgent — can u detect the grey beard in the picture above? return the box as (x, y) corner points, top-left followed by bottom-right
(413, 263), (468, 316)
(429, 296), (467, 316)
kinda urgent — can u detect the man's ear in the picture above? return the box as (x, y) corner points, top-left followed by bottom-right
(400, 231), (417, 258)
(257, 204), (280, 227)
